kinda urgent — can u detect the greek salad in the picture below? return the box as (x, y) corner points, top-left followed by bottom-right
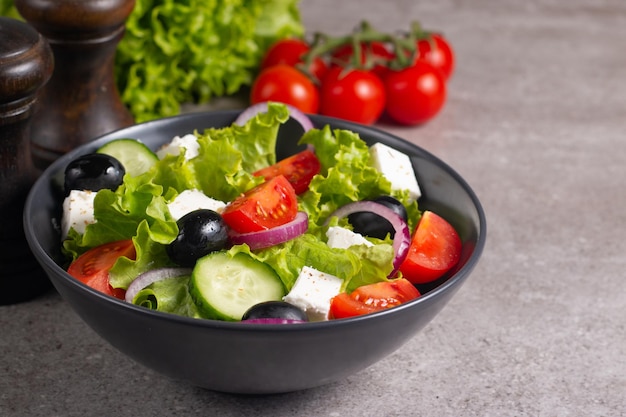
(61, 102), (462, 323)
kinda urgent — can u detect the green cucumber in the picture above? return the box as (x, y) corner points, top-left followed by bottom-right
(189, 252), (285, 321)
(97, 138), (158, 177)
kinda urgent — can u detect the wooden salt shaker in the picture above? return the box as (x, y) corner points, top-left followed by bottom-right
(14, 0), (136, 170)
(0, 17), (54, 304)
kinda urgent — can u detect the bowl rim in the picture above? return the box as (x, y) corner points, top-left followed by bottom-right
(24, 110), (487, 331)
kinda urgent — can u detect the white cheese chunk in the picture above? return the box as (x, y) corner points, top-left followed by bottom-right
(369, 142), (421, 201)
(283, 266), (343, 322)
(167, 189), (226, 221)
(326, 226), (373, 249)
(61, 190), (97, 239)
(156, 134), (200, 160)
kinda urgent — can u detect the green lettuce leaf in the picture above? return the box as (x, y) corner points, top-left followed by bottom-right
(60, 103), (421, 317)
(116, 0), (304, 122)
(132, 274), (201, 317)
(298, 126), (393, 233)
(0, 1), (304, 123)
(228, 233), (395, 293)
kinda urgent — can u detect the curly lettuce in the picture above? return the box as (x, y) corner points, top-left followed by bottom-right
(1, 0), (304, 122)
(60, 103), (421, 316)
(116, 0), (304, 122)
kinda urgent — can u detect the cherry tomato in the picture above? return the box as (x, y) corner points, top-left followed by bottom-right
(329, 278), (421, 319)
(398, 211), (462, 284)
(415, 34), (455, 80)
(67, 239), (136, 299)
(319, 66), (386, 125)
(221, 175), (298, 234)
(251, 65), (320, 114)
(261, 38), (328, 82)
(384, 60), (446, 126)
(253, 150), (321, 195)
(331, 41), (394, 78)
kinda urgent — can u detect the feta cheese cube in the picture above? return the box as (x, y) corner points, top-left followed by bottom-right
(326, 226), (373, 249)
(156, 134), (200, 160)
(369, 142), (421, 201)
(62, 190), (97, 239)
(283, 266), (343, 322)
(167, 189), (226, 221)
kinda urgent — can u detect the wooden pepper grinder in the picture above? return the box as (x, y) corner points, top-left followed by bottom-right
(14, 0), (136, 170)
(0, 17), (54, 304)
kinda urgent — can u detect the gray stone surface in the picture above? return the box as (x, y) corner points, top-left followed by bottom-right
(2, 0), (625, 415)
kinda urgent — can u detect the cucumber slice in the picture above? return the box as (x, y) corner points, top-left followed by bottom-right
(97, 138), (158, 177)
(189, 252), (285, 321)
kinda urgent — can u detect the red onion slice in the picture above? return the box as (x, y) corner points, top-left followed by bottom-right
(125, 267), (193, 303)
(234, 102), (314, 132)
(229, 211), (309, 250)
(326, 201), (411, 277)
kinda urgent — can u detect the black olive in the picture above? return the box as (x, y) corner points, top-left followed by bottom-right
(348, 195), (408, 240)
(167, 209), (229, 267)
(64, 153), (125, 196)
(241, 301), (308, 322)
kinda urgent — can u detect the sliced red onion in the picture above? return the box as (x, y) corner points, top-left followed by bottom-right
(240, 318), (307, 324)
(229, 211), (308, 250)
(326, 201), (411, 277)
(234, 102), (314, 132)
(125, 267), (192, 303)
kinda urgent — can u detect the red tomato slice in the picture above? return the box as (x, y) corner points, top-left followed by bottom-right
(221, 175), (298, 234)
(329, 293), (379, 318)
(253, 150), (321, 194)
(67, 239), (136, 299)
(398, 211), (462, 284)
(329, 278), (421, 319)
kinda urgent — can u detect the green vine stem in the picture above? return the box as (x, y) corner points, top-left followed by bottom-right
(299, 20), (437, 77)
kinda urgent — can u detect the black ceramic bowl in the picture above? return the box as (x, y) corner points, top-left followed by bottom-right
(24, 111), (486, 394)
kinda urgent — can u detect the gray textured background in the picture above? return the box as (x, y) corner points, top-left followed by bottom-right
(2, 0), (625, 415)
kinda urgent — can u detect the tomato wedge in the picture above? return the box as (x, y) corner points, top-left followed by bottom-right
(67, 239), (136, 299)
(253, 150), (321, 194)
(221, 175), (298, 234)
(398, 211), (462, 284)
(329, 278), (421, 319)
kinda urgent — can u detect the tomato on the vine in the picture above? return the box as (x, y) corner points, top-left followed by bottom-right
(415, 34), (455, 80)
(319, 66), (385, 125)
(384, 60), (446, 126)
(251, 65), (320, 114)
(221, 175), (298, 234)
(261, 38), (328, 82)
(67, 239), (135, 299)
(331, 41), (394, 78)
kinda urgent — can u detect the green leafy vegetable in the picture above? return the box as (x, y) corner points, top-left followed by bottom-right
(0, 0), (19, 18)
(61, 103), (421, 318)
(116, 0), (304, 122)
(0, 0), (304, 122)
(132, 274), (201, 317)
